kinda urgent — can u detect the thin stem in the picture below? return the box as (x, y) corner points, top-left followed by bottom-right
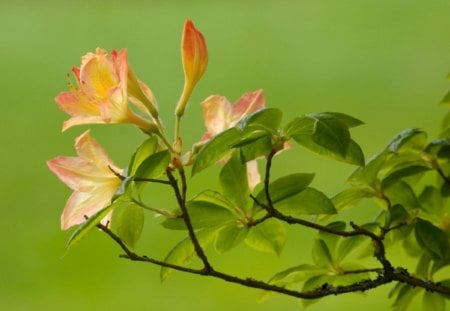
(133, 177), (172, 185)
(130, 198), (175, 218)
(263, 150), (277, 213)
(166, 168), (212, 272)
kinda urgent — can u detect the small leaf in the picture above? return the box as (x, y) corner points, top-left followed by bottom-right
(219, 151), (249, 209)
(383, 165), (430, 186)
(332, 188), (374, 211)
(64, 203), (115, 254)
(161, 201), (236, 230)
(387, 128), (427, 153)
(215, 224), (248, 254)
(382, 180), (421, 210)
(254, 173), (315, 206)
(425, 138), (450, 156)
(160, 228), (218, 281)
(385, 204), (408, 228)
(391, 284), (420, 311)
(238, 108), (282, 133)
(284, 115), (315, 137)
(275, 187), (337, 215)
(129, 137), (158, 174)
(335, 235), (366, 262)
(349, 151), (388, 187)
(239, 135), (273, 162)
(245, 219), (287, 255)
(135, 150), (170, 179)
(415, 253), (431, 278)
(419, 186), (443, 215)
(319, 112), (364, 128)
(269, 264), (323, 284)
(309, 113), (351, 156)
(301, 275), (330, 308)
(312, 239), (333, 268)
(231, 130), (270, 148)
(189, 190), (236, 212)
(415, 218), (450, 260)
(112, 203), (144, 248)
(318, 221), (346, 256)
(192, 128), (243, 175)
(422, 291), (446, 311)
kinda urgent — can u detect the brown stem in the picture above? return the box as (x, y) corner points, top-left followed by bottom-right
(166, 168), (212, 272)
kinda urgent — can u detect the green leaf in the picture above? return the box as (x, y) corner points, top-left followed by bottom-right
(238, 108), (282, 133)
(391, 284), (420, 311)
(312, 239), (333, 268)
(286, 114), (364, 166)
(269, 264), (323, 284)
(332, 188), (374, 211)
(135, 149), (170, 179)
(422, 291), (446, 311)
(318, 221), (346, 256)
(160, 228), (218, 282)
(275, 187), (337, 215)
(189, 190), (236, 212)
(415, 218), (450, 260)
(383, 165), (430, 186)
(415, 253), (431, 278)
(419, 186), (443, 215)
(64, 203), (115, 254)
(161, 201), (236, 230)
(301, 275), (330, 308)
(231, 130), (270, 148)
(387, 128), (427, 153)
(129, 137), (158, 175)
(254, 173), (315, 206)
(319, 112), (364, 128)
(349, 151), (388, 187)
(192, 128), (243, 176)
(112, 203), (144, 249)
(385, 204), (408, 228)
(215, 224), (248, 254)
(219, 152), (249, 209)
(382, 180), (421, 210)
(425, 138), (450, 156)
(440, 91), (450, 108)
(245, 218), (287, 255)
(239, 135), (273, 162)
(335, 235), (366, 262)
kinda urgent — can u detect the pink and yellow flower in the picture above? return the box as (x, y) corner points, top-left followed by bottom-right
(200, 89), (266, 190)
(55, 48), (157, 132)
(47, 131), (123, 230)
(176, 19), (208, 117)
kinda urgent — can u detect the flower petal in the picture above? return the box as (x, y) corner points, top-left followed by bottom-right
(230, 89), (265, 125)
(246, 160), (261, 191)
(201, 95), (232, 139)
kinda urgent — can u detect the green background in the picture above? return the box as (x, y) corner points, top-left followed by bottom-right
(1, 0), (449, 310)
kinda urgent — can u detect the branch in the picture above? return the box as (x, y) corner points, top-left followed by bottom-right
(166, 168), (213, 272)
(96, 222), (450, 299)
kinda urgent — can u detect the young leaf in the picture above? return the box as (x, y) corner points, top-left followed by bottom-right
(112, 203), (144, 249)
(332, 187), (374, 211)
(189, 190), (236, 212)
(382, 165), (430, 186)
(422, 291), (446, 311)
(192, 127), (243, 175)
(129, 136), (158, 174)
(349, 151), (388, 187)
(385, 204), (408, 228)
(64, 203), (115, 254)
(254, 173), (315, 206)
(135, 149), (170, 179)
(312, 239), (333, 268)
(237, 108), (282, 133)
(415, 218), (450, 260)
(387, 128), (427, 153)
(391, 284), (420, 311)
(160, 228), (218, 282)
(215, 224), (248, 254)
(268, 264), (323, 284)
(245, 218), (287, 255)
(335, 235), (366, 262)
(161, 201), (236, 230)
(419, 186), (443, 215)
(239, 135), (273, 162)
(318, 221), (346, 256)
(382, 180), (421, 210)
(274, 187), (337, 215)
(219, 151), (249, 208)
(319, 112), (364, 128)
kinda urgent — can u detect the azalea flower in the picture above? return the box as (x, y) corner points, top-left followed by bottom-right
(47, 131), (123, 230)
(200, 89), (266, 190)
(175, 19), (208, 117)
(55, 48), (158, 132)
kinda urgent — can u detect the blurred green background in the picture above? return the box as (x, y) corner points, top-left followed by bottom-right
(1, 0), (449, 310)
